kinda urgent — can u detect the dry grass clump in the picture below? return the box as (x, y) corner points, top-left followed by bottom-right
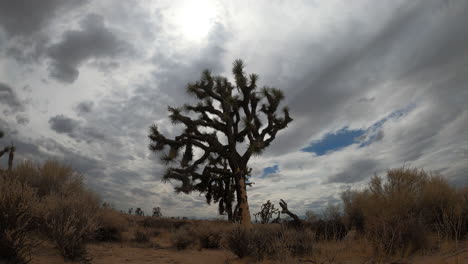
(190, 221), (224, 249)
(94, 208), (128, 242)
(41, 190), (100, 262)
(282, 227), (314, 257)
(197, 229), (223, 249)
(172, 227), (196, 250)
(132, 229), (150, 243)
(226, 224), (313, 261)
(0, 176), (38, 264)
(226, 226), (252, 258)
(139, 216), (187, 231)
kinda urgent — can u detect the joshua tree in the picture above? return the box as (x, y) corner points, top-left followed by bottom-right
(128, 208), (133, 215)
(279, 199), (303, 227)
(152, 207), (162, 217)
(148, 60), (292, 228)
(135, 208), (144, 216)
(254, 200), (281, 224)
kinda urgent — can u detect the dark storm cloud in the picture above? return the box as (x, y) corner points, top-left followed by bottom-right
(328, 159), (380, 183)
(0, 82), (25, 113)
(0, 0), (87, 37)
(110, 170), (140, 185)
(48, 114), (112, 144)
(47, 14), (131, 83)
(130, 187), (156, 198)
(48, 114), (80, 135)
(15, 115), (29, 125)
(75, 101), (94, 115)
(267, 0), (468, 156)
(0, 118), (103, 175)
(0, 83), (29, 125)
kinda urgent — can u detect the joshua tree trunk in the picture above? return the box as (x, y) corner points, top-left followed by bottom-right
(235, 170), (252, 229)
(8, 146), (15, 171)
(224, 177), (234, 222)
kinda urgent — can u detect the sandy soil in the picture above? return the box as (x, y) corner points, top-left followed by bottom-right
(30, 241), (237, 264)
(29, 240), (468, 264)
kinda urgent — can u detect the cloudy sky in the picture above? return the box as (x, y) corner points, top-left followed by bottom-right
(1, 0), (467, 218)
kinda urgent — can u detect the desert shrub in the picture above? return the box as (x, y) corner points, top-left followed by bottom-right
(282, 228), (314, 257)
(13, 160), (83, 198)
(366, 213), (428, 255)
(226, 226), (252, 258)
(151, 230), (161, 237)
(132, 230), (150, 243)
(0, 176), (38, 264)
(341, 189), (367, 233)
(312, 204), (348, 241)
(94, 208), (127, 242)
(460, 186), (468, 239)
(172, 228), (196, 250)
(305, 210), (318, 223)
(314, 219), (347, 241)
(197, 228), (222, 249)
(41, 190), (100, 262)
(420, 176), (466, 241)
(341, 168), (433, 255)
(140, 217), (187, 230)
(226, 225), (313, 261)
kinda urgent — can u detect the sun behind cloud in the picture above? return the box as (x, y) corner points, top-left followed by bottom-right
(171, 0), (219, 42)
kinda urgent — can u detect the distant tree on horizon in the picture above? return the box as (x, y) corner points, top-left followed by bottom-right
(148, 59), (292, 229)
(135, 207), (144, 216)
(152, 207), (162, 217)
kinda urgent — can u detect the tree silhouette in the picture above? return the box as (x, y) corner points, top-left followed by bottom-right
(0, 130), (15, 171)
(148, 60), (292, 228)
(135, 208), (144, 216)
(152, 207), (162, 217)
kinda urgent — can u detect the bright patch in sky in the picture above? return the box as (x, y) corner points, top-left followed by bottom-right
(173, 0), (218, 42)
